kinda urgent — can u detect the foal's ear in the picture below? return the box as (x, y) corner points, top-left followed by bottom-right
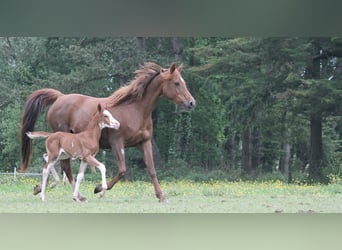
(97, 103), (102, 112)
(170, 63), (176, 74)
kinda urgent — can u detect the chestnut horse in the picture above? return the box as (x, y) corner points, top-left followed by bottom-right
(20, 62), (196, 203)
(26, 104), (120, 201)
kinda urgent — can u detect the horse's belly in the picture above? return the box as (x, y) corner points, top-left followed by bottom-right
(125, 129), (151, 146)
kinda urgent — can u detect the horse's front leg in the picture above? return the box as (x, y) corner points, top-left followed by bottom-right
(140, 139), (168, 203)
(94, 142), (126, 194)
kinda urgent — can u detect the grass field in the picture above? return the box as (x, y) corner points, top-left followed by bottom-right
(1, 176), (342, 213)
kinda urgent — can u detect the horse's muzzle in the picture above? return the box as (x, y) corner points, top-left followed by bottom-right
(184, 98), (196, 111)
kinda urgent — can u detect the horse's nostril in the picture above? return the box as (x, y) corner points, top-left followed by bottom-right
(189, 101), (193, 107)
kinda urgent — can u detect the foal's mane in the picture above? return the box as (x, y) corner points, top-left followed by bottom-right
(108, 62), (163, 107)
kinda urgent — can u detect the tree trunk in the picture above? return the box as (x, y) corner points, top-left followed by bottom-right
(224, 127), (235, 171)
(279, 137), (291, 182)
(309, 113), (324, 182)
(251, 127), (260, 172)
(172, 37), (183, 63)
(242, 127), (252, 174)
(278, 110), (291, 181)
(136, 37), (146, 62)
(306, 42), (325, 183)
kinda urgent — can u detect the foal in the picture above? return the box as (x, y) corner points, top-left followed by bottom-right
(26, 104), (120, 202)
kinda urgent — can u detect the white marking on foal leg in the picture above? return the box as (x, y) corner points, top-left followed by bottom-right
(96, 163), (107, 198)
(62, 171), (67, 185)
(121, 148), (125, 155)
(43, 153), (48, 162)
(49, 166), (60, 188)
(41, 163), (54, 202)
(73, 161), (87, 202)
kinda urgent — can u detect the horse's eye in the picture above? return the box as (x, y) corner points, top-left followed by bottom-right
(175, 82), (180, 86)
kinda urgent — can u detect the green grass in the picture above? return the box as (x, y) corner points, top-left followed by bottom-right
(1, 176), (342, 213)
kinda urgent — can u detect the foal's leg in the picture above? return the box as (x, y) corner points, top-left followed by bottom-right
(49, 165), (60, 188)
(73, 161), (88, 202)
(33, 153), (60, 194)
(61, 159), (87, 202)
(41, 161), (55, 202)
(87, 156), (107, 198)
(62, 171), (67, 185)
(94, 142), (125, 194)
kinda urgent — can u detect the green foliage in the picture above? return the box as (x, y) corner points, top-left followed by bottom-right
(0, 102), (22, 170)
(0, 37), (341, 184)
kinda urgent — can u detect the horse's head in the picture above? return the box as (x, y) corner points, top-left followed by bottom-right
(97, 104), (120, 130)
(160, 63), (196, 111)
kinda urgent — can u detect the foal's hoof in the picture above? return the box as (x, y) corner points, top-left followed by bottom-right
(79, 196), (87, 202)
(99, 190), (106, 198)
(49, 182), (58, 189)
(33, 184), (42, 195)
(73, 196), (88, 203)
(73, 196), (81, 202)
(159, 198), (169, 204)
(94, 184), (102, 194)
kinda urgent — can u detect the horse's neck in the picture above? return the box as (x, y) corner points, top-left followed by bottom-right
(135, 75), (163, 117)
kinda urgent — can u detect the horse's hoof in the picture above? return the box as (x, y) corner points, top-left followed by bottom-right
(94, 184), (102, 194)
(33, 185), (42, 195)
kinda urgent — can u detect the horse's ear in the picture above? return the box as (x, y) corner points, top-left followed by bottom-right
(177, 63), (183, 72)
(170, 63), (176, 74)
(97, 103), (102, 112)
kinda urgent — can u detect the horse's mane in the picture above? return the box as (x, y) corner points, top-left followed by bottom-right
(108, 62), (163, 107)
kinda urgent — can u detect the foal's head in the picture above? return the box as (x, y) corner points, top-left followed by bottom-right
(96, 104), (120, 130)
(160, 63), (196, 112)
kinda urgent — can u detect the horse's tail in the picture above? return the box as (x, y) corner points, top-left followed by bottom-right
(20, 88), (63, 172)
(26, 131), (52, 139)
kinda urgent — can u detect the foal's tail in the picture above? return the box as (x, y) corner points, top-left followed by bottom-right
(20, 88), (63, 172)
(26, 131), (52, 139)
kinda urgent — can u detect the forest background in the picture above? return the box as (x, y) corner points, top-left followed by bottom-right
(0, 37), (341, 184)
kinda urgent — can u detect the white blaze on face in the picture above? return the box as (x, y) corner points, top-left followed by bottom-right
(103, 110), (120, 129)
(121, 148), (124, 155)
